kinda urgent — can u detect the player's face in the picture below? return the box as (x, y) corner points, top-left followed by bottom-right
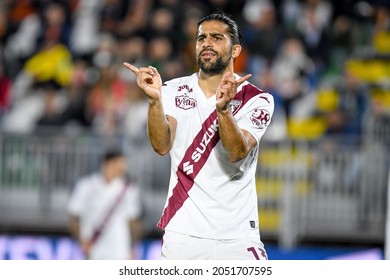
(104, 156), (126, 180)
(196, 21), (233, 75)
(113, 157), (126, 177)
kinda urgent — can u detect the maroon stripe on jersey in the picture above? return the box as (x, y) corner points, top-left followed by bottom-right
(157, 83), (265, 229)
(157, 110), (219, 229)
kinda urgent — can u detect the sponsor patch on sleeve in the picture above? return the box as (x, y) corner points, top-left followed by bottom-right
(250, 108), (271, 129)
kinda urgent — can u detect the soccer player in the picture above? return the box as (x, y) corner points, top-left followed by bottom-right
(123, 11), (274, 260)
(67, 149), (142, 259)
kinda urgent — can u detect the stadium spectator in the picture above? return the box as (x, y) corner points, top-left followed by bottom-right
(35, 80), (68, 129)
(242, 0), (281, 77)
(87, 34), (128, 138)
(324, 70), (370, 137)
(4, 1), (72, 79)
(69, 0), (103, 58)
(98, 0), (152, 39)
(296, 0), (333, 72)
(270, 36), (316, 119)
(59, 57), (94, 128)
(145, 8), (178, 52)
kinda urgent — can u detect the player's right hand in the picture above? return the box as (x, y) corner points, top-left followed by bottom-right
(123, 62), (162, 100)
(80, 239), (92, 258)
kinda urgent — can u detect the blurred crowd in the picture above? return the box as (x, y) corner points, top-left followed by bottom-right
(0, 0), (389, 142)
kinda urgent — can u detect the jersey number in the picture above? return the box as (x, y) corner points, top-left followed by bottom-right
(247, 247), (268, 260)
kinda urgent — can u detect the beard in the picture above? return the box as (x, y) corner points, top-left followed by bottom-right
(197, 49), (231, 76)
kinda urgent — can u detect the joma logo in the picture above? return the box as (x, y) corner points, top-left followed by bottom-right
(175, 95), (197, 110)
(178, 85), (193, 93)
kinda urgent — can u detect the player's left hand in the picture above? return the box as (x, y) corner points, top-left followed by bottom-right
(216, 72), (251, 112)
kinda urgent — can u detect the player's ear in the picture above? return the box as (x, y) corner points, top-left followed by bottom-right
(232, 45), (241, 59)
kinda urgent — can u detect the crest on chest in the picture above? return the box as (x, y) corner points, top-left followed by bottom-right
(229, 99), (242, 115)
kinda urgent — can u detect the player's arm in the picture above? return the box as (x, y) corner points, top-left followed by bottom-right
(147, 98), (176, 155)
(69, 214), (81, 241)
(218, 110), (257, 162)
(216, 72), (256, 162)
(128, 217), (143, 259)
(123, 62), (176, 155)
(69, 214), (91, 256)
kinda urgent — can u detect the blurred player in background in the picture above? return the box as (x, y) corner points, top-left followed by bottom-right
(67, 149), (142, 260)
(123, 11), (274, 260)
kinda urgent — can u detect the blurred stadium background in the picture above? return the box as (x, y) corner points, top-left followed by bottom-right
(0, 0), (389, 260)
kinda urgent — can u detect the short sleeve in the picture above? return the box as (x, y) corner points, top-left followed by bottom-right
(67, 176), (91, 216)
(161, 84), (178, 119)
(236, 93), (274, 143)
(124, 184), (141, 219)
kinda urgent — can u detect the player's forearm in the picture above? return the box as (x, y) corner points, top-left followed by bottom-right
(147, 98), (173, 155)
(129, 219), (142, 248)
(217, 109), (250, 162)
(69, 215), (82, 241)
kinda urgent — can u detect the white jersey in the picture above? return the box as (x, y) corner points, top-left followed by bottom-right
(158, 73), (274, 239)
(67, 173), (141, 259)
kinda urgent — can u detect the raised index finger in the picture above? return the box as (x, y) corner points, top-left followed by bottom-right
(236, 74), (252, 86)
(123, 62), (140, 75)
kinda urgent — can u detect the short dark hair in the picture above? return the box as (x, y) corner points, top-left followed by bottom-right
(197, 11), (242, 45)
(103, 148), (124, 163)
